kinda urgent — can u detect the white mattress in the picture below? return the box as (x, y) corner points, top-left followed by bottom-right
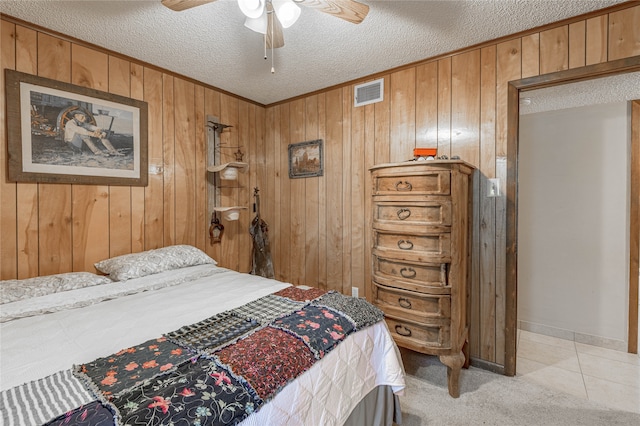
(0, 265), (405, 425)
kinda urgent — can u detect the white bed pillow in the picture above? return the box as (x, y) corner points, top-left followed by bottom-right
(94, 245), (217, 281)
(0, 272), (113, 304)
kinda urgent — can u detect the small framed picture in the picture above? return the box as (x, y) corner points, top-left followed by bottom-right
(5, 69), (148, 186)
(288, 139), (323, 179)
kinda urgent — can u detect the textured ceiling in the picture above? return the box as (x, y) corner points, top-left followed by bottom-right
(0, 0), (630, 105)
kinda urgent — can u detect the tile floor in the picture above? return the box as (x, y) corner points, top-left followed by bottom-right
(516, 329), (640, 413)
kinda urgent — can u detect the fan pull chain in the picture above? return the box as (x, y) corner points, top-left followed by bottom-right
(270, 9), (275, 74)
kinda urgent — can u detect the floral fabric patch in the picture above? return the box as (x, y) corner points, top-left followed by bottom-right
(271, 305), (355, 359)
(273, 286), (327, 302)
(112, 357), (257, 426)
(215, 327), (315, 401)
(44, 401), (115, 426)
(165, 311), (260, 354)
(78, 337), (194, 399)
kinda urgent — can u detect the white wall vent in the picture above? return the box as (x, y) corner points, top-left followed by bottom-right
(354, 78), (384, 107)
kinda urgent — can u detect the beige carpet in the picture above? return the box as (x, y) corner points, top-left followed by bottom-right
(397, 349), (640, 426)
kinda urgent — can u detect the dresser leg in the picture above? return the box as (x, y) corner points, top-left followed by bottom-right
(439, 351), (465, 398)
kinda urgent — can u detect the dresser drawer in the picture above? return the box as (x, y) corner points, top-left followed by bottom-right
(373, 256), (448, 290)
(373, 281), (451, 320)
(374, 231), (451, 263)
(384, 315), (451, 352)
(372, 169), (450, 196)
(372, 199), (452, 230)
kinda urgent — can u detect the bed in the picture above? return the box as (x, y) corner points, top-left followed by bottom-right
(0, 245), (406, 426)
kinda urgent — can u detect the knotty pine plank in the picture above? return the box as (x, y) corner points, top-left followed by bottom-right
(143, 67), (164, 250)
(540, 26), (569, 74)
(586, 16), (608, 65)
(416, 61), (438, 149)
(568, 21), (586, 69)
(15, 25), (38, 278)
(37, 32), (73, 275)
(108, 55), (133, 258)
(71, 44), (110, 272)
(304, 94), (321, 286)
(389, 68), (416, 163)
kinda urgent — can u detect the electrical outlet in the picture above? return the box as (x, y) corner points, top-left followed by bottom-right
(351, 287), (359, 298)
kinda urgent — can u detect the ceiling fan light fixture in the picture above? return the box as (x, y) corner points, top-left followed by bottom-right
(238, 0), (265, 19)
(273, 0), (301, 29)
(244, 13), (268, 34)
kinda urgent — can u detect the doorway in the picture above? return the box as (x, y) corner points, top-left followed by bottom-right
(503, 56), (640, 376)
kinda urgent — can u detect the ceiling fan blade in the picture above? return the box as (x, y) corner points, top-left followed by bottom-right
(266, 4), (285, 49)
(161, 0), (217, 12)
(297, 0), (369, 24)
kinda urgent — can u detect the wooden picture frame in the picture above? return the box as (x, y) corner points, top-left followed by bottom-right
(5, 69), (148, 186)
(288, 139), (323, 178)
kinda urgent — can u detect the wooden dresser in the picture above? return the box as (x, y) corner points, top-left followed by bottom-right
(369, 160), (474, 398)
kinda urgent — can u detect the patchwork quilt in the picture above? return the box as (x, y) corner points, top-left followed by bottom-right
(1, 288), (385, 426)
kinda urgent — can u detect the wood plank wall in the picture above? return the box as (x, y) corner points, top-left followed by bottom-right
(0, 18), (264, 279)
(260, 3), (640, 367)
(1, 2), (638, 369)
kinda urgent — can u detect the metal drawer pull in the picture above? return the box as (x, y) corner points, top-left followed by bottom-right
(398, 297), (412, 309)
(396, 208), (411, 220)
(400, 267), (417, 279)
(394, 181), (413, 191)
(395, 325), (412, 337)
(397, 240), (413, 250)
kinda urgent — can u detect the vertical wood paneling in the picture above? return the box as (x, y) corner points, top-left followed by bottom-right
(108, 56), (133, 258)
(130, 63), (145, 253)
(374, 75), (391, 164)
(144, 67), (164, 250)
(278, 104), (291, 280)
(173, 78), (196, 246)
(350, 89), (366, 296)
(416, 62), (438, 148)
(342, 87), (352, 293)
(304, 95), (320, 285)
(521, 34), (540, 78)
(586, 16), (608, 65)
(608, 5), (640, 60)
(237, 100), (251, 272)
(162, 74), (176, 246)
(438, 58), (452, 158)
(71, 44), (110, 272)
(1, 21), (17, 279)
(15, 25), (39, 278)
(37, 33), (73, 275)
(451, 50), (481, 167)
(390, 68), (415, 162)
(540, 26), (569, 74)
(363, 100), (375, 300)
(290, 99), (306, 284)
(317, 94), (327, 289)
(325, 89), (343, 292)
(569, 21), (586, 69)
(193, 86), (206, 253)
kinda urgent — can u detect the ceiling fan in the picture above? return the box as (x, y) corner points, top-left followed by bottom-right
(161, 0), (369, 49)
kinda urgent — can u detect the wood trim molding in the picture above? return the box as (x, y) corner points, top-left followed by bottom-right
(505, 56), (640, 376)
(630, 100), (640, 354)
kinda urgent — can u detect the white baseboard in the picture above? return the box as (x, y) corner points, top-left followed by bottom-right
(518, 320), (627, 352)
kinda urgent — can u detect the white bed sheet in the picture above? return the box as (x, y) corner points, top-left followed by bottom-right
(0, 265), (405, 425)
